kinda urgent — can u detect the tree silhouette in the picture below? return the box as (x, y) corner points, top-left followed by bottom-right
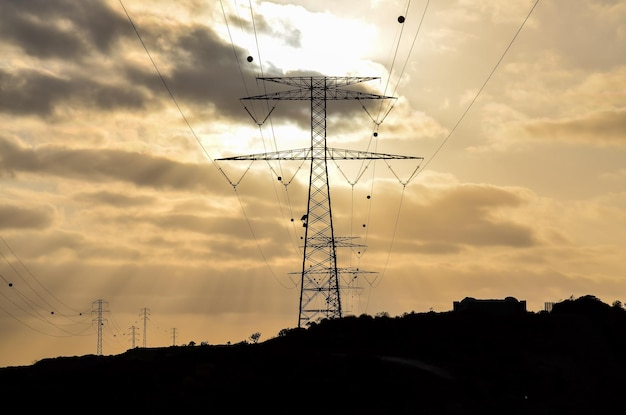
(249, 332), (261, 344)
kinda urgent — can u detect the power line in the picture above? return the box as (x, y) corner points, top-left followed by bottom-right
(118, 0), (233, 187)
(0, 236), (81, 315)
(0, 236), (93, 337)
(120, 0), (301, 289)
(417, 0), (541, 174)
(342, 1), (430, 310)
(119, 1), (540, 320)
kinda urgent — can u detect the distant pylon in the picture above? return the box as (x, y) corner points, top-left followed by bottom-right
(128, 325), (139, 348)
(140, 307), (150, 347)
(91, 299), (109, 355)
(219, 76), (422, 327)
(171, 328), (178, 346)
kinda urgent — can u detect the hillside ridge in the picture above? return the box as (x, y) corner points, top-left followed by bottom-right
(2, 295), (625, 413)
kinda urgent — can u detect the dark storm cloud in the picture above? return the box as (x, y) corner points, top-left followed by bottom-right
(0, 0), (254, 120)
(0, 204), (54, 230)
(114, 16), (300, 124)
(0, 136), (228, 193)
(0, 69), (150, 116)
(165, 26), (252, 106)
(145, 23), (357, 126)
(0, 0), (160, 117)
(131, 17), (370, 126)
(1, 0), (367, 126)
(0, 0), (129, 60)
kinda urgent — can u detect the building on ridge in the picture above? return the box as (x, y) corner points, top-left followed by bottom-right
(453, 296), (527, 315)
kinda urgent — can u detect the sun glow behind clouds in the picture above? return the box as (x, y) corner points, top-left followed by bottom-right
(221, 2), (382, 76)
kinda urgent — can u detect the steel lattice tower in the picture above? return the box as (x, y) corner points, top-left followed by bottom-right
(219, 76), (421, 327)
(91, 299), (108, 356)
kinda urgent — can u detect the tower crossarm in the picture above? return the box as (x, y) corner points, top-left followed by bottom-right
(308, 236), (366, 248)
(292, 236), (366, 249)
(217, 148), (311, 161)
(336, 267), (378, 276)
(217, 147), (423, 161)
(289, 267), (377, 276)
(243, 89), (395, 101)
(327, 147), (423, 160)
(241, 76), (396, 101)
(257, 76), (379, 88)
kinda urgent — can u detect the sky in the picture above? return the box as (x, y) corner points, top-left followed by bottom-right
(1, 0), (625, 367)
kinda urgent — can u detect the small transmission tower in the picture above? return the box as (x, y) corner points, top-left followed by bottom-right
(140, 307), (150, 347)
(91, 299), (109, 356)
(219, 76), (421, 327)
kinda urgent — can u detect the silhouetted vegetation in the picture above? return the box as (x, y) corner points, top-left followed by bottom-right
(1, 294), (625, 414)
(249, 332), (261, 344)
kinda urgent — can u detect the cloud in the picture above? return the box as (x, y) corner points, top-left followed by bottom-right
(0, 0), (128, 60)
(524, 108), (626, 147)
(530, 0), (626, 71)
(396, 183), (538, 248)
(0, 203), (55, 230)
(0, 0), (262, 123)
(0, 135), (227, 193)
(0, 68), (151, 117)
(74, 190), (156, 208)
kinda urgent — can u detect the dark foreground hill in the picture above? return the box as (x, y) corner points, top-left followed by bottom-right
(2, 295), (626, 414)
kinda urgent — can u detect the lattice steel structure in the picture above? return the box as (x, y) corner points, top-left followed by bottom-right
(91, 299), (109, 356)
(219, 76), (421, 327)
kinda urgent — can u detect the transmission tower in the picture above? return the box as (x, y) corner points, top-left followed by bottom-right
(128, 325), (139, 348)
(219, 76), (422, 327)
(140, 307), (150, 347)
(91, 299), (109, 356)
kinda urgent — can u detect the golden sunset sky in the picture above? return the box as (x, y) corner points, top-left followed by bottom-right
(1, 0), (625, 367)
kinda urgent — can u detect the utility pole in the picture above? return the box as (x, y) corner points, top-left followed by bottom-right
(140, 307), (150, 347)
(91, 299), (109, 356)
(218, 76), (422, 327)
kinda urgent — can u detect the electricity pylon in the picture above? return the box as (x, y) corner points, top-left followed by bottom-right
(219, 76), (422, 327)
(129, 325), (139, 348)
(91, 299), (109, 356)
(140, 307), (150, 347)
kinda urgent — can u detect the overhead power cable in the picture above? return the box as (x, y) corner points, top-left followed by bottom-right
(121, 0), (298, 288)
(367, 0), (541, 297)
(0, 236), (81, 316)
(222, 0), (307, 262)
(390, 0), (430, 100)
(118, 0), (234, 187)
(347, 0), (429, 297)
(418, 0), (541, 174)
(0, 233), (94, 336)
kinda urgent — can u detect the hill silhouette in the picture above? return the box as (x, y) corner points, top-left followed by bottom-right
(1, 294), (625, 413)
